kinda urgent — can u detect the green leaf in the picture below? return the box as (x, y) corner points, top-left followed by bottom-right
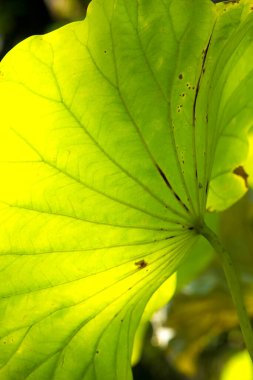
(0, 0), (253, 379)
(206, 0), (253, 211)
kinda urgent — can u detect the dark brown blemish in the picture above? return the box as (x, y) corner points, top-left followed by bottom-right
(182, 201), (190, 213)
(178, 74), (183, 80)
(155, 164), (172, 190)
(174, 193), (180, 201)
(155, 163), (189, 212)
(233, 166), (249, 188)
(135, 259), (148, 269)
(192, 33), (212, 126)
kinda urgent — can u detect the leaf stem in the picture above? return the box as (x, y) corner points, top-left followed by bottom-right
(201, 223), (253, 361)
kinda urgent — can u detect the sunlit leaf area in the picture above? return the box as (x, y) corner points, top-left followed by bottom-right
(1, 1), (253, 380)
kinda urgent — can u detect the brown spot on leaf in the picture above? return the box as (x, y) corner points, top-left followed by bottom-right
(233, 166), (249, 188)
(135, 260), (148, 269)
(178, 74), (183, 80)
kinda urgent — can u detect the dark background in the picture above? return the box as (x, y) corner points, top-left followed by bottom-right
(0, 0), (90, 59)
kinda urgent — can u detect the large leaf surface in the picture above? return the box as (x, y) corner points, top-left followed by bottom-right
(0, 0), (253, 379)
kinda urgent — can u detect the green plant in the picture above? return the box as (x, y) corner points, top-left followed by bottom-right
(0, 0), (253, 379)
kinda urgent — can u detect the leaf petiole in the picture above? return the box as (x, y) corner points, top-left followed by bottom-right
(201, 223), (253, 362)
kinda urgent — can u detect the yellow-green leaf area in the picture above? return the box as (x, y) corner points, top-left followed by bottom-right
(1, 0), (253, 379)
